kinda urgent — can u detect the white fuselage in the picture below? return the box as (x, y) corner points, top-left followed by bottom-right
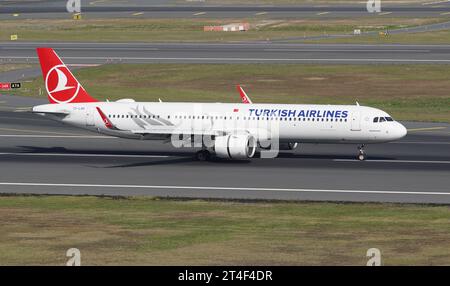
(33, 101), (407, 145)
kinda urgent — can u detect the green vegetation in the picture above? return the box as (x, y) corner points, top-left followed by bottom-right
(0, 195), (449, 265)
(12, 64), (450, 122)
(0, 64), (34, 73)
(0, 17), (446, 43)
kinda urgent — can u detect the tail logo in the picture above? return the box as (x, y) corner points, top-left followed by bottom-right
(45, 64), (80, 103)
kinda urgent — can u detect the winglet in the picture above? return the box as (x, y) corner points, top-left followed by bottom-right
(96, 107), (119, 130)
(236, 85), (252, 104)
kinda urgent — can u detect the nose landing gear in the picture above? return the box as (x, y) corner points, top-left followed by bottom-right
(357, 144), (366, 161)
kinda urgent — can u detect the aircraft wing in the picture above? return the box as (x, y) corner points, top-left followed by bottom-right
(131, 129), (225, 137)
(32, 110), (70, 116)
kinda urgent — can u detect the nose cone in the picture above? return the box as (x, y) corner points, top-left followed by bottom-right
(395, 123), (407, 140)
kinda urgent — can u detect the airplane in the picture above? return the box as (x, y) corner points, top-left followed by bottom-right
(32, 48), (407, 161)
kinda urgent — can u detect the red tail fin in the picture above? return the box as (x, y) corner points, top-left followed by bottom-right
(236, 85), (252, 104)
(36, 48), (98, 104)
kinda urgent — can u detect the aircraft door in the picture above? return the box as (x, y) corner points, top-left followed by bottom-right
(350, 111), (361, 131)
(86, 106), (95, 126)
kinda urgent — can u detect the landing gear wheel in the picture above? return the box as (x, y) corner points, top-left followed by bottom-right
(357, 144), (366, 161)
(195, 150), (210, 161)
(358, 152), (366, 161)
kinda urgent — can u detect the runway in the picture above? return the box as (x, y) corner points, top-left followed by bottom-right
(2, 42), (450, 64)
(1, 0), (449, 20)
(0, 95), (449, 204)
(0, 0), (449, 16)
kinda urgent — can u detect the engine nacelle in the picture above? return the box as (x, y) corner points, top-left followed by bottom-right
(214, 134), (257, 159)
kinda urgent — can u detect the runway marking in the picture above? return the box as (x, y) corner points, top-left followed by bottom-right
(390, 141), (450, 145)
(316, 12), (330, 15)
(378, 12), (393, 16)
(4, 56), (450, 63)
(14, 107), (32, 112)
(0, 182), (449, 197)
(263, 49), (428, 52)
(68, 64), (101, 67)
(407, 127), (447, 132)
(89, 0), (109, 4)
(193, 12), (206, 16)
(132, 12), (144, 16)
(0, 152), (169, 158)
(255, 12), (267, 15)
(440, 12), (450, 15)
(423, 0), (450, 5)
(0, 135), (111, 138)
(334, 159), (450, 164)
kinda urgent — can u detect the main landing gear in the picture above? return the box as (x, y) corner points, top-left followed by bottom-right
(195, 149), (211, 161)
(357, 144), (366, 161)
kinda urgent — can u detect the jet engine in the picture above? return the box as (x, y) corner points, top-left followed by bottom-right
(214, 134), (257, 159)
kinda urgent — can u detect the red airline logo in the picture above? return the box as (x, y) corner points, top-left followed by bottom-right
(96, 107), (116, 129)
(45, 65), (80, 103)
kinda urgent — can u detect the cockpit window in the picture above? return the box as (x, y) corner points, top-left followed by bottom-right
(374, 116), (395, 123)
